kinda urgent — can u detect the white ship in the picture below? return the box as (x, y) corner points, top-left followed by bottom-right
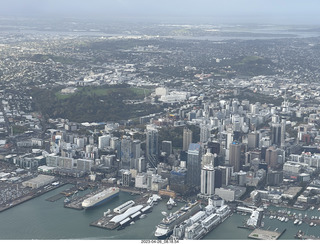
(154, 201), (200, 239)
(167, 198), (177, 210)
(82, 187), (119, 209)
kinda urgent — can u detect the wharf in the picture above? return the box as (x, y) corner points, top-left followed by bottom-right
(295, 230), (320, 240)
(46, 193), (64, 202)
(90, 194), (152, 230)
(248, 228), (285, 240)
(0, 182), (67, 213)
(64, 188), (109, 210)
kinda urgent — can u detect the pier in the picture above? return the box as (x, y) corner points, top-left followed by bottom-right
(46, 193), (64, 202)
(64, 188), (106, 210)
(248, 228), (285, 240)
(90, 194), (153, 230)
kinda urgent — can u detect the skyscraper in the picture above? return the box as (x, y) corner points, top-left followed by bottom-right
(186, 143), (202, 188)
(146, 126), (159, 168)
(131, 139), (141, 169)
(200, 164), (215, 198)
(183, 128), (193, 151)
(121, 136), (132, 169)
(281, 117), (286, 149)
(161, 140), (172, 156)
(200, 123), (210, 143)
(229, 141), (242, 172)
(201, 148), (214, 167)
(98, 135), (111, 149)
(271, 123), (281, 146)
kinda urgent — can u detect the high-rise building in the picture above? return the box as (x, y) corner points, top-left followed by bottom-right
(200, 123), (211, 143)
(146, 126), (159, 168)
(110, 137), (121, 160)
(271, 123), (281, 146)
(136, 156), (146, 173)
(214, 165), (233, 187)
(98, 135), (111, 149)
(281, 117), (286, 149)
(267, 170), (283, 186)
(183, 128), (193, 151)
(121, 136), (132, 169)
(131, 139), (141, 169)
(265, 146), (285, 170)
(200, 165), (215, 198)
(248, 131), (259, 149)
(161, 140), (172, 156)
(170, 168), (188, 194)
(229, 141), (242, 172)
(186, 143), (202, 188)
(201, 148), (214, 167)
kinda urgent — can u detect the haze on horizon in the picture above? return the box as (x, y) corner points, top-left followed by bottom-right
(0, 0), (320, 25)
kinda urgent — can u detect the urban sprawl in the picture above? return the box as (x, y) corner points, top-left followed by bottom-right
(1, 20), (320, 240)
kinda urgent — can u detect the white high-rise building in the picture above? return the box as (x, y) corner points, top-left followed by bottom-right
(200, 165), (215, 198)
(98, 135), (111, 149)
(202, 149), (214, 167)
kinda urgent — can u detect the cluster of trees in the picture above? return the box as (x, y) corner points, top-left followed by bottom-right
(30, 85), (162, 123)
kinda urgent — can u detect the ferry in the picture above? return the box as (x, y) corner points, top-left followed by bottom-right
(81, 187), (119, 209)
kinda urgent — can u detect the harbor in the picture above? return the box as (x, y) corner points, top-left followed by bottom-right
(1, 182), (320, 240)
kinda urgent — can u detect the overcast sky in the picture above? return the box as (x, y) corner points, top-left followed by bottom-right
(1, 0), (320, 25)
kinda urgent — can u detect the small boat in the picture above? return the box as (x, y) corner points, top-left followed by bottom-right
(161, 211), (167, 216)
(310, 222), (314, 227)
(285, 217), (289, 222)
(130, 221), (135, 225)
(294, 219), (299, 225)
(103, 209), (111, 216)
(166, 197), (177, 210)
(139, 214), (147, 219)
(298, 220), (302, 225)
(64, 198), (70, 204)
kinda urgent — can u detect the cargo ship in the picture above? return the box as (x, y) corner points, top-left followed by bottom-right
(154, 200), (201, 239)
(82, 187), (119, 209)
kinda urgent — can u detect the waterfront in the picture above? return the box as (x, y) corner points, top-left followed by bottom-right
(0, 184), (320, 240)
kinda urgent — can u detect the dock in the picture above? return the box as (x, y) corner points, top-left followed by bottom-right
(64, 188), (103, 210)
(248, 228), (285, 240)
(46, 193), (64, 202)
(90, 194), (153, 230)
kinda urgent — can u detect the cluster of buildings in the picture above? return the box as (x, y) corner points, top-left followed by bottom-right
(1, 26), (320, 211)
